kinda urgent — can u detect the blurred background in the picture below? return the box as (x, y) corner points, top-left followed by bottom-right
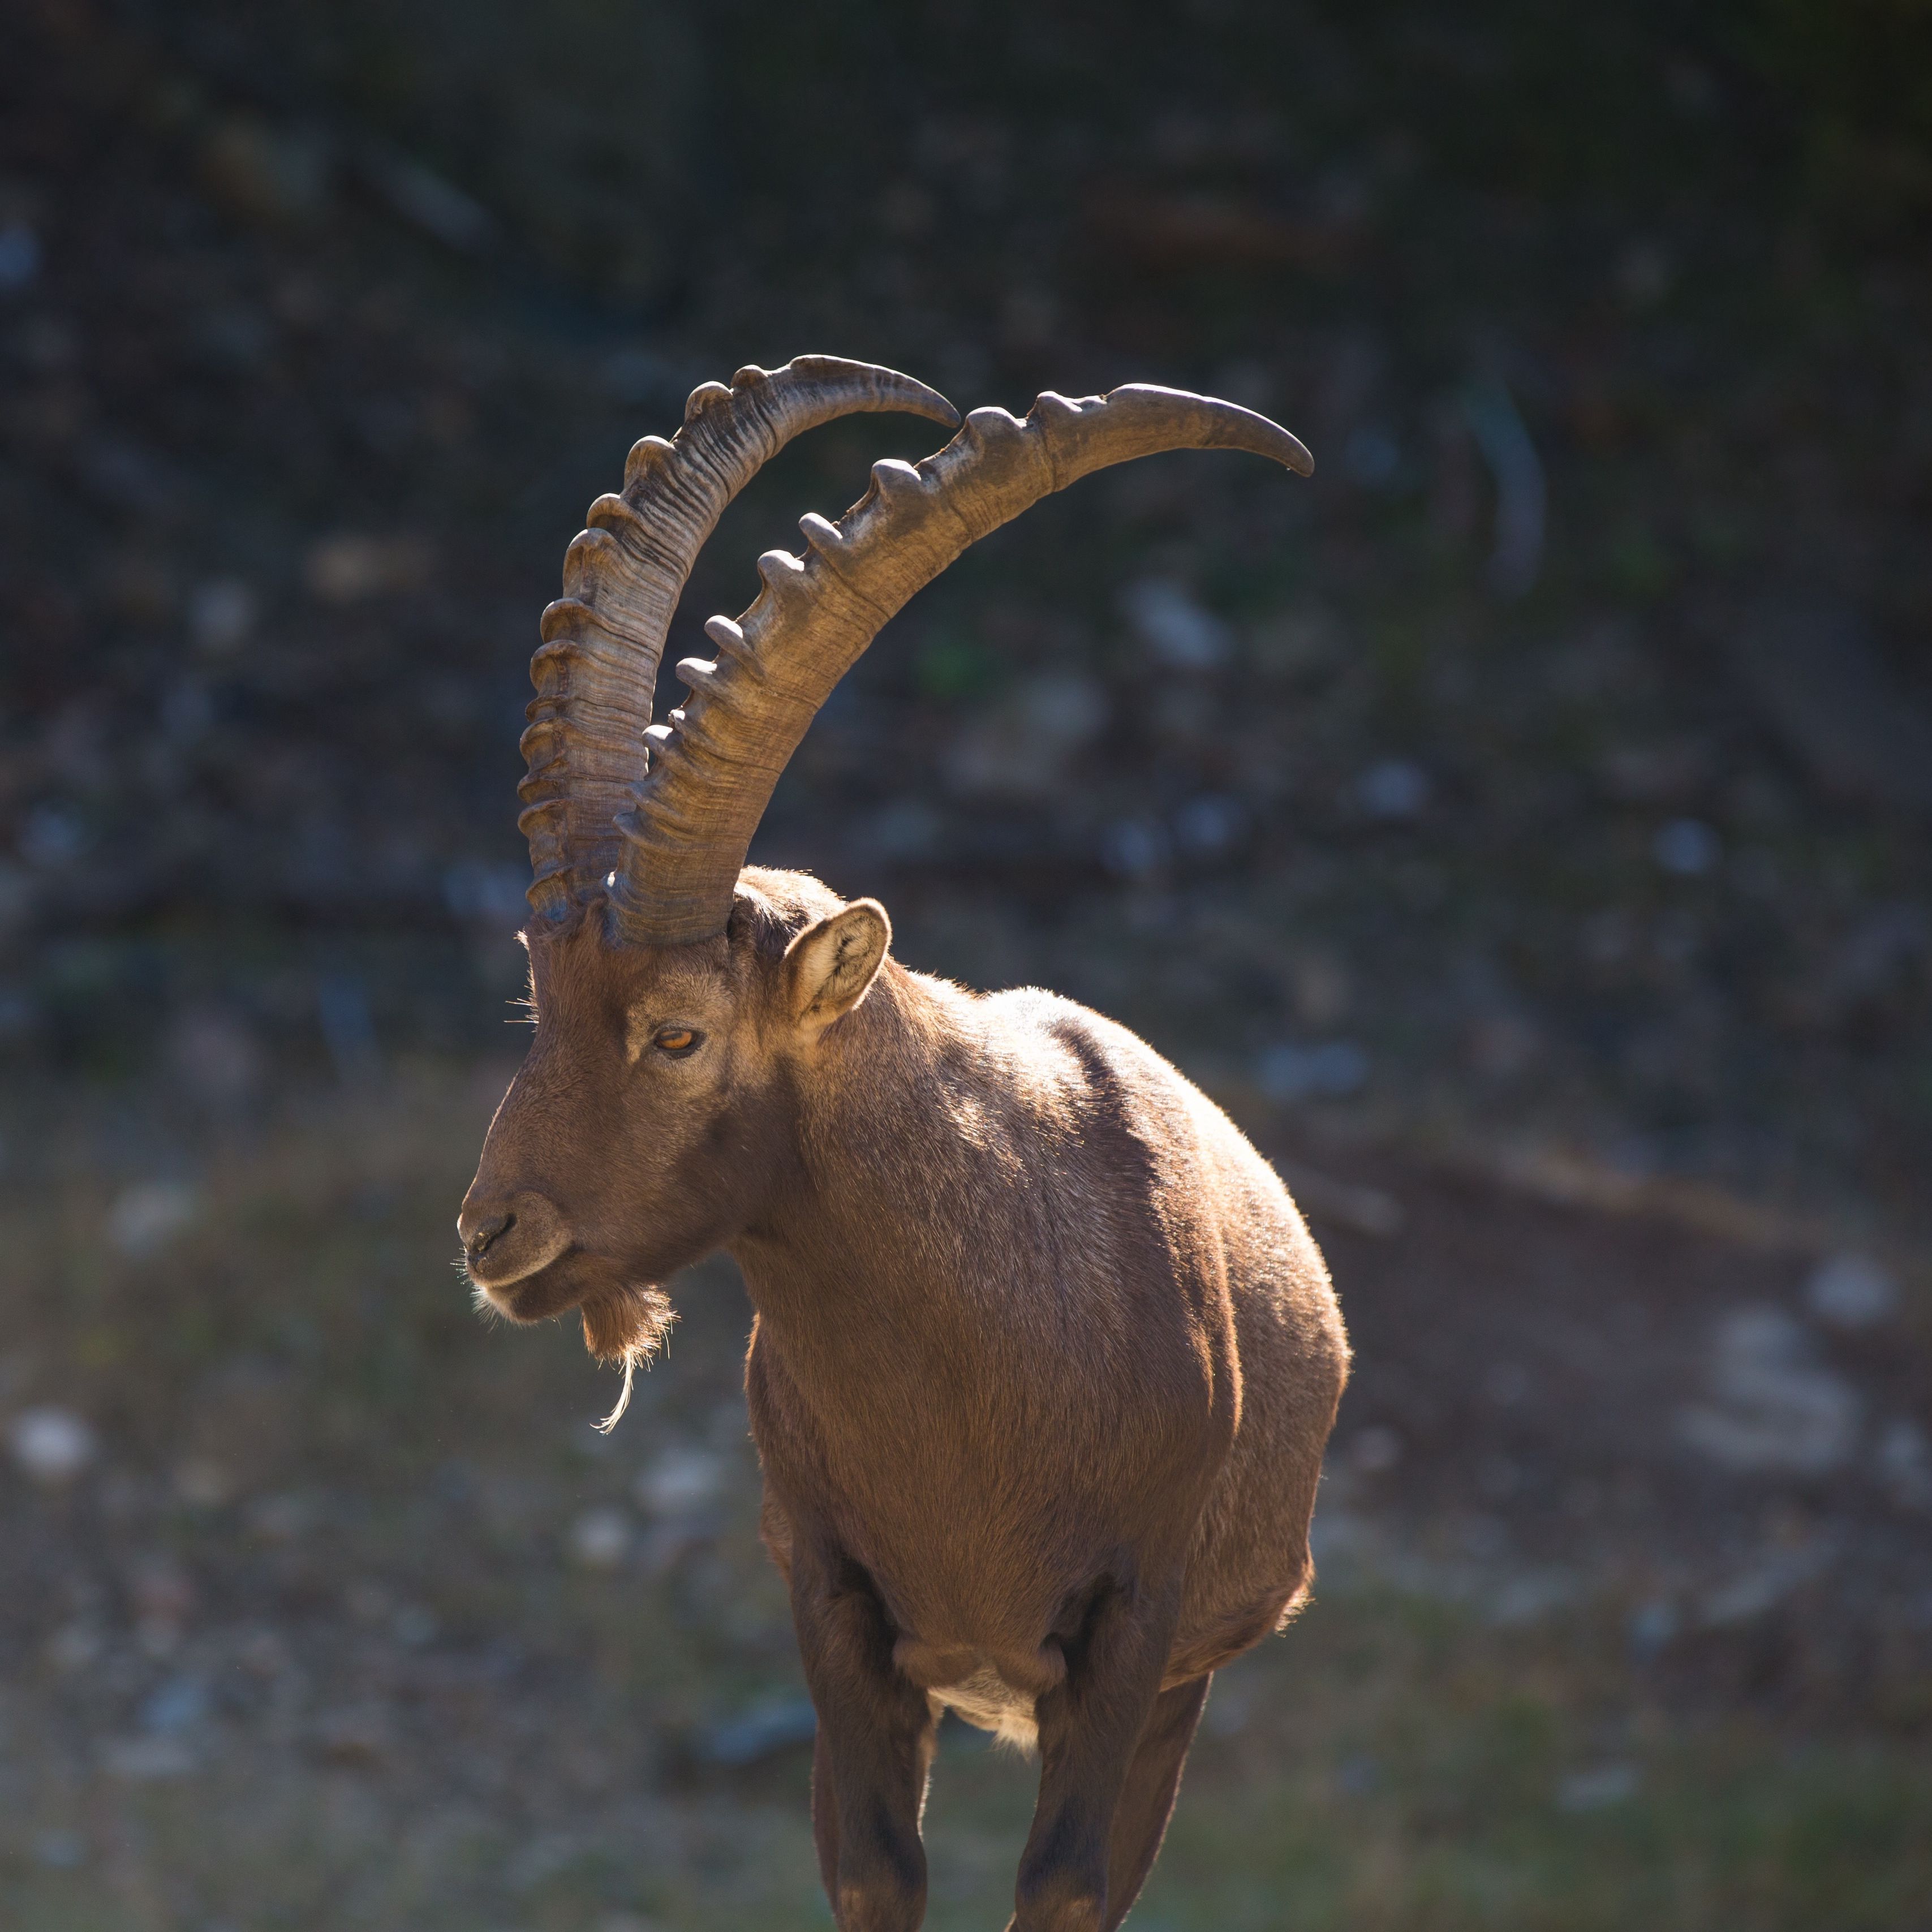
(2, 1), (1930, 1926)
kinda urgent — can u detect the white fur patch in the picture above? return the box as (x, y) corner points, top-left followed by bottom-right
(932, 1666), (1039, 1754)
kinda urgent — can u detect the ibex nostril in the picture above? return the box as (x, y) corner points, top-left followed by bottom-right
(466, 1211), (513, 1259)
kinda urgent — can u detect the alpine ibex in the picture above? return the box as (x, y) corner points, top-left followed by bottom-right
(459, 356), (1349, 1932)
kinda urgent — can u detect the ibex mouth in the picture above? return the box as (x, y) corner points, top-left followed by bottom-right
(474, 1251), (583, 1324)
(458, 1190), (572, 1295)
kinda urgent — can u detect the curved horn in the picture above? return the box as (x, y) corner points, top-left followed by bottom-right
(611, 385), (1312, 945)
(517, 355), (958, 922)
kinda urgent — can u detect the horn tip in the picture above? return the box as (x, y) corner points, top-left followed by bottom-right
(788, 352), (959, 427)
(878, 369), (960, 428)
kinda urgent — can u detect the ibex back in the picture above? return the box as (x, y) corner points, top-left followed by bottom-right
(459, 357), (1349, 1932)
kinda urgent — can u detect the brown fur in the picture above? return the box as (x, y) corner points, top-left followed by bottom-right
(459, 867), (1349, 1931)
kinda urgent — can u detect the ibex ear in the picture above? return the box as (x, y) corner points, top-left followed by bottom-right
(783, 900), (891, 1039)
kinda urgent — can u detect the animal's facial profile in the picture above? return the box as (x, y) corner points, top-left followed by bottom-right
(455, 872), (889, 1368)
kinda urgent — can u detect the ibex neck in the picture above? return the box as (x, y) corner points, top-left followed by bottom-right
(728, 964), (980, 1374)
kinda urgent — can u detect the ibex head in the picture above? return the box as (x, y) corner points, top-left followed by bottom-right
(459, 868), (887, 1387)
(458, 354), (1311, 1417)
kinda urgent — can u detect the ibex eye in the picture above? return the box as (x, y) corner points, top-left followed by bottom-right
(652, 1025), (702, 1056)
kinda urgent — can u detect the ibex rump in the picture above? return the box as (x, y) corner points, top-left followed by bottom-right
(459, 357), (1349, 1932)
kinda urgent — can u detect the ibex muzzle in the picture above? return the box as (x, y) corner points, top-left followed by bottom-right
(457, 1189), (566, 1292)
(457, 355), (1344, 1932)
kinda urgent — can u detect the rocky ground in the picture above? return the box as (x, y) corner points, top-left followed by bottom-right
(2, 3), (1929, 1927)
(1, 1064), (1927, 1929)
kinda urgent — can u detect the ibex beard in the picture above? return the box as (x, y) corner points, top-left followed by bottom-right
(461, 1085), (666, 1352)
(470, 1253), (670, 1400)
(457, 357), (1347, 1932)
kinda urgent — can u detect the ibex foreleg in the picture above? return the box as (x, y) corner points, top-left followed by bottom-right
(790, 1540), (938, 1932)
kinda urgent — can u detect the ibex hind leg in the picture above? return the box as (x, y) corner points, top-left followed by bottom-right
(1099, 1674), (1210, 1931)
(1006, 1582), (1185, 1932)
(996, 1674), (1207, 1932)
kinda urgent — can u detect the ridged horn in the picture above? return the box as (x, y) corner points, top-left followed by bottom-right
(610, 384), (1312, 945)
(516, 355), (958, 922)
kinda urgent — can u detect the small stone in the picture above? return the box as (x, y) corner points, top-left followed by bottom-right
(187, 576), (256, 656)
(1172, 794), (1246, 858)
(8, 1405), (97, 1483)
(1698, 1552), (1822, 1626)
(862, 798), (942, 862)
(0, 861), (32, 936)
(1653, 816), (1720, 876)
(1877, 1418), (1932, 1510)
(945, 672), (1108, 801)
(132, 1558), (195, 1626)
(173, 1457), (236, 1508)
(1804, 1253), (1899, 1331)
(1596, 738), (1708, 803)
(1557, 1763), (1639, 1811)
(45, 1623), (103, 1671)
(1356, 758), (1431, 820)
(1483, 1362), (1533, 1406)
(1460, 1512), (1510, 1558)
(1346, 1425), (1402, 1473)
(1466, 1012), (1541, 1081)
(1286, 951), (1352, 1029)
(303, 532), (431, 604)
(1119, 578), (1232, 670)
(1616, 239), (1673, 307)
(1343, 424), (1401, 487)
(442, 859), (531, 928)
(106, 1181), (198, 1258)
(698, 1696), (818, 1767)
(1488, 1568), (1580, 1626)
(1627, 1598), (1680, 1661)
(1249, 604), (1344, 679)
(32, 1828), (85, 1869)
(344, 1578), (394, 1623)
(140, 1675), (209, 1736)
(244, 1492), (315, 1542)
(1676, 1306), (1861, 1475)
(635, 1445), (725, 1519)
(1255, 1040), (1369, 1104)
(1730, 595), (1932, 817)
(197, 116), (331, 226)
(356, 144), (494, 252)
(168, 1008), (263, 1112)
(393, 1604), (439, 1646)
(510, 1831), (595, 1894)
(312, 1702), (393, 1766)
(568, 1505), (633, 1569)
(236, 1629), (290, 1676)
(1202, 1674), (1257, 1738)
(19, 803), (88, 869)
(0, 221), (42, 292)
(1099, 819), (1170, 882)
(103, 1735), (196, 1781)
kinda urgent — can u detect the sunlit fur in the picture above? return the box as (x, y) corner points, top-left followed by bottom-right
(459, 864), (1349, 1930)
